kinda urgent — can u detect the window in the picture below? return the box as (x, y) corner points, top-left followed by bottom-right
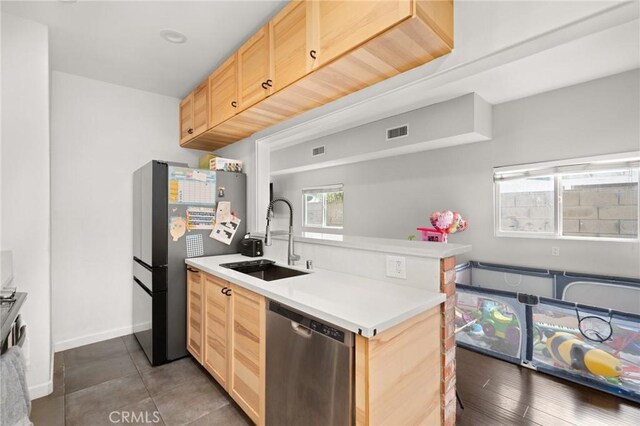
(303, 185), (344, 230)
(495, 153), (639, 240)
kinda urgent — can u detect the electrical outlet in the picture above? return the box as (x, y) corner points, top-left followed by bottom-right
(386, 256), (406, 279)
(551, 247), (560, 256)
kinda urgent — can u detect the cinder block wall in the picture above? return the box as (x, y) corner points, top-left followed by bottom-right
(563, 184), (638, 237)
(500, 184), (638, 237)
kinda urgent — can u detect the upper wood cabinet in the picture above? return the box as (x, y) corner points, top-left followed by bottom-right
(179, 81), (209, 145)
(229, 284), (266, 425)
(179, 94), (194, 145)
(209, 54), (238, 128)
(315, 0), (412, 67)
(203, 274), (230, 390)
(270, 0), (310, 92)
(238, 25), (272, 110)
(186, 268), (204, 363)
(192, 81), (209, 136)
(180, 0), (454, 150)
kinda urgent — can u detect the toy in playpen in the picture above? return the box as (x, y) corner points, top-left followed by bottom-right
(535, 310), (640, 390)
(455, 294), (521, 356)
(543, 332), (622, 378)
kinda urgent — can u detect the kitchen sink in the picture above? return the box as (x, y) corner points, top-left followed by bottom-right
(220, 259), (309, 282)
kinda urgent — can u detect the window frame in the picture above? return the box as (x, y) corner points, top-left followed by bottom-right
(301, 184), (344, 232)
(494, 153), (640, 242)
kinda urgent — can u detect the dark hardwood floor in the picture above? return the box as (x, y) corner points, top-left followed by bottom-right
(456, 348), (640, 426)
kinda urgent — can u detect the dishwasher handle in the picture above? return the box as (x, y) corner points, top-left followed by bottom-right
(269, 300), (353, 345)
(291, 322), (312, 338)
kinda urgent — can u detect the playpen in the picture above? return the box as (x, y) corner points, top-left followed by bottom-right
(455, 261), (640, 402)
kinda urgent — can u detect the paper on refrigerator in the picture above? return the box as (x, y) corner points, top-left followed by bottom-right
(210, 215), (241, 245)
(186, 206), (215, 230)
(215, 201), (231, 223)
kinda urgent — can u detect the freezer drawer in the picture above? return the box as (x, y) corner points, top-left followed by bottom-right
(132, 278), (167, 365)
(266, 301), (353, 426)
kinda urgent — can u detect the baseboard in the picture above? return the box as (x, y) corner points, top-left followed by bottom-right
(29, 379), (53, 400)
(54, 325), (133, 352)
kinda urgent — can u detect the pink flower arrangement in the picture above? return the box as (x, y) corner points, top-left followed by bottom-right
(429, 211), (468, 235)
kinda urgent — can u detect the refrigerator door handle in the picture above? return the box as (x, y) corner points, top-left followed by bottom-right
(134, 256), (167, 269)
(133, 277), (152, 296)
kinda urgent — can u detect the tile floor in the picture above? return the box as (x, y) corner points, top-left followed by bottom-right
(30, 335), (251, 426)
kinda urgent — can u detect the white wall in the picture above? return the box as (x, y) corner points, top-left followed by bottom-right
(50, 71), (201, 351)
(270, 94), (492, 175)
(271, 70), (640, 279)
(1, 13), (52, 398)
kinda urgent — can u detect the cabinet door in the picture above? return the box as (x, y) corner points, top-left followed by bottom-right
(270, 0), (309, 92)
(238, 25), (271, 110)
(186, 268), (204, 363)
(229, 285), (265, 425)
(203, 274), (230, 390)
(192, 81), (209, 137)
(179, 94), (194, 144)
(209, 54), (238, 128)
(316, 0), (412, 67)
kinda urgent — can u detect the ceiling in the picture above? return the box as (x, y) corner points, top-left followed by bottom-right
(2, 0), (636, 117)
(1, 0), (287, 98)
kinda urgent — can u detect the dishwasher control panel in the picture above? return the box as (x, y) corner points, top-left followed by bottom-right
(269, 301), (348, 343)
(309, 320), (345, 342)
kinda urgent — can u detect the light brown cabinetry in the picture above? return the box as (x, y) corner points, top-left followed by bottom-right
(355, 305), (441, 426)
(192, 271), (266, 426)
(179, 81), (209, 145)
(186, 268), (204, 363)
(209, 54), (238, 128)
(228, 285), (266, 424)
(179, 95), (194, 145)
(203, 274), (230, 389)
(238, 25), (272, 110)
(315, 0), (412, 67)
(270, 0), (311, 92)
(180, 0), (453, 150)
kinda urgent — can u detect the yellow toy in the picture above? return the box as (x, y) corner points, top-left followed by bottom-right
(544, 332), (622, 378)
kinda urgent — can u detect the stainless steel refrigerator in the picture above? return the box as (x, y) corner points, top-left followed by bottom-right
(132, 160), (246, 365)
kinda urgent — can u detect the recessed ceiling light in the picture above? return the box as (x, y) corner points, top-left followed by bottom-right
(160, 29), (187, 44)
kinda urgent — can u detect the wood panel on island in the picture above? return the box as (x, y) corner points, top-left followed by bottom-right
(179, 0), (454, 150)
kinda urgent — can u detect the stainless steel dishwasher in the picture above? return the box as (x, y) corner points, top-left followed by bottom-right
(266, 300), (354, 426)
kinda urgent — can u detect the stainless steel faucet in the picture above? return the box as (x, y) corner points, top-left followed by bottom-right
(264, 198), (300, 266)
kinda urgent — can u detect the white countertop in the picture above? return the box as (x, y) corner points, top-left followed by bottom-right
(254, 232), (471, 259)
(186, 254), (446, 338)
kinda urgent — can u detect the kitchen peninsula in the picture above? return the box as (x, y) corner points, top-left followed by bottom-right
(186, 237), (470, 425)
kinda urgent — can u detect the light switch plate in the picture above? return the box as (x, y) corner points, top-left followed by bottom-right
(386, 255), (406, 279)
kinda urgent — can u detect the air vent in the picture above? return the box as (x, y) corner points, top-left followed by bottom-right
(386, 124), (409, 140)
(312, 145), (325, 157)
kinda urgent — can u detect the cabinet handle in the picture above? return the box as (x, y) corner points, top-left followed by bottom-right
(266, 79), (273, 87)
(261, 82), (268, 90)
(231, 101), (237, 108)
(187, 128), (194, 134)
(224, 288), (232, 297)
(187, 267), (199, 273)
(221, 287), (228, 294)
(309, 50), (317, 59)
